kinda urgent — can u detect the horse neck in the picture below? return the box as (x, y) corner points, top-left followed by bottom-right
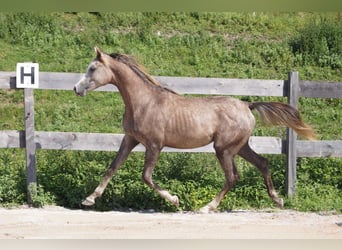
(111, 64), (154, 112)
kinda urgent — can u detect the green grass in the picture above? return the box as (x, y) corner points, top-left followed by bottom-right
(0, 12), (341, 212)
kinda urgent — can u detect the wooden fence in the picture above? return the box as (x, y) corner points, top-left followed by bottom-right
(0, 71), (341, 203)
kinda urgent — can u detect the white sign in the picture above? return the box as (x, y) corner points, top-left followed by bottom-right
(16, 63), (39, 88)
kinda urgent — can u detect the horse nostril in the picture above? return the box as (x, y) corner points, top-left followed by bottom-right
(73, 86), (84, 96)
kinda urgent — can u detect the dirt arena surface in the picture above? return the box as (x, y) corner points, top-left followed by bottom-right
(0, 205), (341, 239)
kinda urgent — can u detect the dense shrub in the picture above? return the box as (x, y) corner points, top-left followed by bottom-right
(289, 17), (342, 69)
(0, 150), (26, 205)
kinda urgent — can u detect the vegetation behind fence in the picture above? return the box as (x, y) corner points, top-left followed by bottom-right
(0, 71), (341, 211)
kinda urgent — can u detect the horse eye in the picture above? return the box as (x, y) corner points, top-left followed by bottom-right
(89, 65), (96, 72)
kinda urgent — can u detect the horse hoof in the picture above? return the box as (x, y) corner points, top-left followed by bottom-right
(171, 195), (179, 207)
(275, 198), (284, 209)
(198, 205), (216, 214)
(82, 197), (95, 206)
(198, 206), (210, 214)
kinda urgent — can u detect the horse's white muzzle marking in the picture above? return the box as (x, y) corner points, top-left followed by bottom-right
(74, 77), (96, 96)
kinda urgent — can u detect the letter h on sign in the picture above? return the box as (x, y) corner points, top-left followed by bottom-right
(16, 63), (39, 88)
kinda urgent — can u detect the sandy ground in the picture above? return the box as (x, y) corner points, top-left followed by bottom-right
(0, 205), (341, 239)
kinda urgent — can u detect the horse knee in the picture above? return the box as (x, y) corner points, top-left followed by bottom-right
(232, 174), (239, 186)
(142, 172), (153, 187)
(233, 166), (240, 181)
(225, 173), (238, 188)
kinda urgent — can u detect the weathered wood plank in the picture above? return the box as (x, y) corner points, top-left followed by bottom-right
(1, 72), (285, 96)
(35, 131), (124, 151)
(248, 136), (283, 154)
(34, 131), (282, 154)
(286, 72), (299, 197)
(0, 71), (16, 89)
(0, 71), (117, 91)
(299, 81), (342, 98)
(24, 88), (37, 203)
(2, 131), (342, 157)
(296, 140), (342, 157)
(0, 130), (25, 148)
(34, 131), (203, 152)
(38, 72), (117, 92)
(157, 76), (285, 96)
(2, 72), (341, 98)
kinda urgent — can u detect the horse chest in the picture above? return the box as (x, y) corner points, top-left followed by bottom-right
(122, 110), (164, 141)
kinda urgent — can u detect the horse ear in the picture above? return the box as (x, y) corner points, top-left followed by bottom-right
(94, 47), (102, 58)
(94, 47), (109, 65)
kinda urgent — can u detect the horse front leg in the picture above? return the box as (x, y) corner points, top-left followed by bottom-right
(82, 135), (138, 206)
(142, 146), (179, 207)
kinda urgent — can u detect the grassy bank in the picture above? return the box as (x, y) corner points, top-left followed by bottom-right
(0, 12), (341, 212)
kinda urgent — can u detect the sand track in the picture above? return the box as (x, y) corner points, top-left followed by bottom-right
(0, 206), (341, 239)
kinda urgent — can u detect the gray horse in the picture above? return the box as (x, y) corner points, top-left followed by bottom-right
(74, 47), (316, 212)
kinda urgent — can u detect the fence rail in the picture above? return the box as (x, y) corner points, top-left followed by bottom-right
(1, 130), (341, 157)
(2, 72), (342, 97)
(0, 71), (341, 203)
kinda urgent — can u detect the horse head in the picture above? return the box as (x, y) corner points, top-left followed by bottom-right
(74, 47), (114, 96)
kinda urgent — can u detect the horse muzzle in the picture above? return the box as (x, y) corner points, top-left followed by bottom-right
(73, 86), (86, 96)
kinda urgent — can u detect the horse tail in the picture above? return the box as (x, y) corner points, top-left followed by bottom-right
(249, 102), (317, 140)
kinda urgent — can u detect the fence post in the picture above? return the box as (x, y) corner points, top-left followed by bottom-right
(285, 72), (299, 197)
(24, 88), (37, 204)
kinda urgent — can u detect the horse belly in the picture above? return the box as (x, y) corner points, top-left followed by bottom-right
(165, 133), (213, 149)
(164, 111), (215, 149)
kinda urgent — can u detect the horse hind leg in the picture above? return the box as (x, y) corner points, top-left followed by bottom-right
(238, 142), (284, 208)
(199, 149), (238, 213)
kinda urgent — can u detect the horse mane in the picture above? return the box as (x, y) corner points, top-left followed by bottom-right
(109, 53), (180, 95)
